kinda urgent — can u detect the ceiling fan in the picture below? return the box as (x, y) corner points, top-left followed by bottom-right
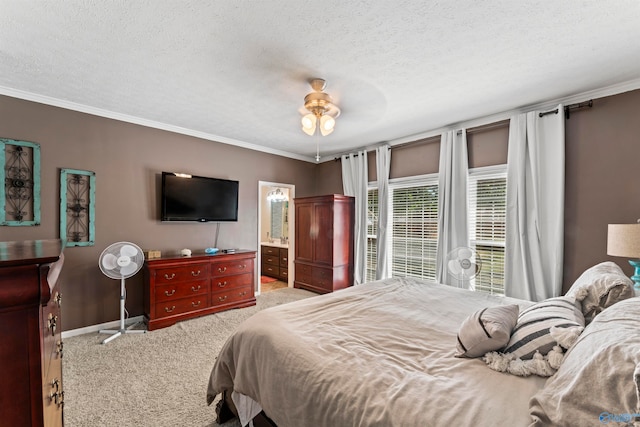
(300, 78), (341, 137)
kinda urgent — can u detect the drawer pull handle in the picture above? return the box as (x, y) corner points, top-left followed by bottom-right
(217, 281), (228, 288)
(191, 270), (201, 277)
(218, 295), (228, 302)
(218, 267), (227, 273)
(55, 292), (62, 307)
(192, 300), (202, 307)
(238, 264), (246, 269)
(164, 305), (176, 313)
(164, 289), (176, 296)
(239, 291), (247, 296)
(56, 340), (64, 357)
(48, 313), (58, 336)
(191, 285), (201, 292)
(164, 273), (176, 280)
(50, 378), (64, 407)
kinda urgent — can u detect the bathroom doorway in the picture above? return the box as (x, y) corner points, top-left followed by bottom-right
(257, 181), (295, 294)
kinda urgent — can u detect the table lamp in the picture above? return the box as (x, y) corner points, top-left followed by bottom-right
(607, 222), (640, 289)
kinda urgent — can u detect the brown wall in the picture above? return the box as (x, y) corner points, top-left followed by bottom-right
(0, 95), (317, 330)
(310, 90), (640, 294)
(2, 88), (639, 329)
(563, 89), (640, 290)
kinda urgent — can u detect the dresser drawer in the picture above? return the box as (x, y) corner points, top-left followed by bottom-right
(263, 255), (279, 266)
(261, 263), (280, 277)
(154, 263), (209, 284)
(295, 264), (333, 289)
(313, 266), (334, 289)
(262, 246), (279, 256)
(154, 295), (208, 319)
(295, 263), (313, 284)
(211, 259), (253, 277)
(154, 279), (209, 302)
(280, 268), (288, 279)
(211, 273), (253, 293)
(211, 285), (253, 306)
(280, 248), (289, 265)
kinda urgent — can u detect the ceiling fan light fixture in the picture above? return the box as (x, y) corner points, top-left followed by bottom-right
(321, 114), (335, 130)
(300, 78), (340, 137)
(320, 115), (335, 135)
(301, 113), (317, 135)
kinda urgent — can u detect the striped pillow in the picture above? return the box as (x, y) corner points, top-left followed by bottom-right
(503, 296), (585, 360)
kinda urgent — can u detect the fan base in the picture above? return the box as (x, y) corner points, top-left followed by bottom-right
(99, 324), (146, 344)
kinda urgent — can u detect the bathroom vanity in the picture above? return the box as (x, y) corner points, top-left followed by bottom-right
(260, 243), (289, 282)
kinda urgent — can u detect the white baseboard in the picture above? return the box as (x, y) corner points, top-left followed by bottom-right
(61, 315), (145, 339)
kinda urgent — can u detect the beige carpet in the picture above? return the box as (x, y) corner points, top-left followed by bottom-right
(63, 287), (317, 427)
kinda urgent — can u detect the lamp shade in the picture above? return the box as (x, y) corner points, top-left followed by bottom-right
(607, 224), (640, 257)
(319, 115), (335, 136)
(301, 114), (316, 136)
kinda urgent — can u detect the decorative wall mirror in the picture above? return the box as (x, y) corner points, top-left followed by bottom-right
(60, 168), (96, 247)
(1, 138), (41, 226)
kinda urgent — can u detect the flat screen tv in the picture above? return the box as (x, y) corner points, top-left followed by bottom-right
(161, 172), (239, 222)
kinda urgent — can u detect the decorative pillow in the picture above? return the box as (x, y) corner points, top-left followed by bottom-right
(565, 261), (634, 323)
(504, 296), (585, 360)
(455, 304), (519, 358)
(529, 297), (640, 426)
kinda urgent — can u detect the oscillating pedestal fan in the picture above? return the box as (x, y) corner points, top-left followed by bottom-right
(98, 242), (146, 344)
(446, 246), (482, 287)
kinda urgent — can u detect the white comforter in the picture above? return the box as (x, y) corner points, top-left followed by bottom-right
(208, 277), (546, 427)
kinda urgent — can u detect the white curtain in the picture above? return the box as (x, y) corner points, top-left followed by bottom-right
(342, 150), (368, 285)
(435, 130), (469, 287)
(375, 145), (391, 280)
(505, 105), (565, 301)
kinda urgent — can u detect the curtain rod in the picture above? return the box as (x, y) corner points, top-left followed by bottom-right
(335, 100), (592, 161)
(539, 99), (593, 119)
(334, 120), (510, 161)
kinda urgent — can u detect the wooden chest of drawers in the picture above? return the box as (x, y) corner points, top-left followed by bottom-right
(144, 250), (256, 330)
(0, 239), (65, 427)
(261, 245), (288, 281)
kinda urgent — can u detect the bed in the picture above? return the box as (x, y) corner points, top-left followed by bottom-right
(207, 264), (640, 427)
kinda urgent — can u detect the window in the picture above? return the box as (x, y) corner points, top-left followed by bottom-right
(391, 179), (439, 281)
(366, 167), (506, 293)
(366, 188), (378, 282)
(366, 175), (439, 282)
(468, 166), (507, 295)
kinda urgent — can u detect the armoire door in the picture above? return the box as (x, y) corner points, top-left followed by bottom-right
(295, 202), (314, 262)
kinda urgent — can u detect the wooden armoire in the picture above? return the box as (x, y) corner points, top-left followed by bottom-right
(294, 194), (354, 293)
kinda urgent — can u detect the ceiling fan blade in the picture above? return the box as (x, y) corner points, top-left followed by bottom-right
(101, 253), (118, 270)
(120, 244), (138, 257)
(120, 261), (138, 277)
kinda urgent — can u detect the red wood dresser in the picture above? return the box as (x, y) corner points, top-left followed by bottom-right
(143, 250), (256, 330)
(0, 239), (65, 427)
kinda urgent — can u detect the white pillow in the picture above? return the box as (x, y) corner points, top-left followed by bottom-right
(455, 304), (519, 358)
(566, 261), (634, 323)
(529, 297), (640, 425)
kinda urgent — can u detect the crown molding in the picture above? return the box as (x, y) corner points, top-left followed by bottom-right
(0, 86), (316, 163)
(2, 77), (639, 164)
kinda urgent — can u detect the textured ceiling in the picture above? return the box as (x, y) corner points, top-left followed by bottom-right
(1, 1), (640, 162)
